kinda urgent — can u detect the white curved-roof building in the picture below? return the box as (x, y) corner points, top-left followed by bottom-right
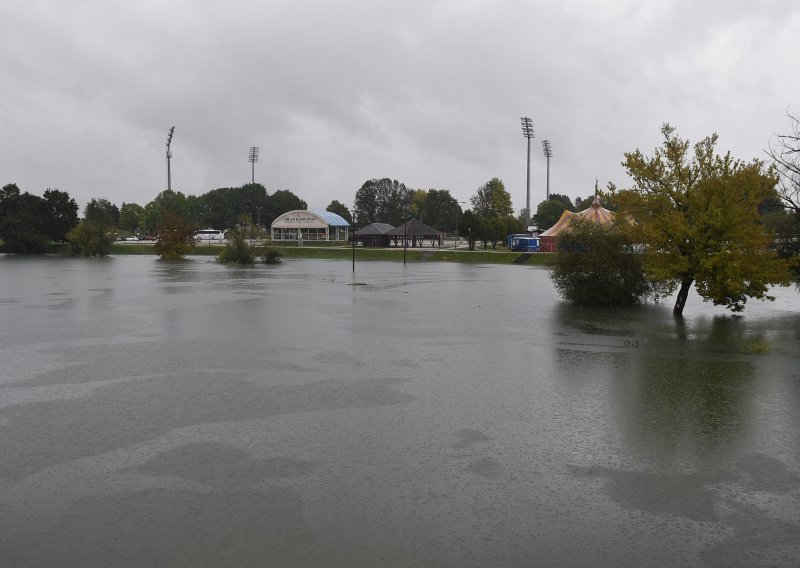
(270, 210), (351, 242)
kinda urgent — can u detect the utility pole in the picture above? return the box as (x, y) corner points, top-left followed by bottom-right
(248, 146), (259, 184)
(520, 117), (534, 227)
(166, 127), (175, 190)
(541, 140), (552, 201)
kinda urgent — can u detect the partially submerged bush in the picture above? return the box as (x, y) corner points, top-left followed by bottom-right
(68, 220), (113, 257)
(217, 229), (256, 264)
(548, 219), (669, 305)
(154, 211), (196, 260)
(217, 219), (282, 265)
(262, 248), (283, 264)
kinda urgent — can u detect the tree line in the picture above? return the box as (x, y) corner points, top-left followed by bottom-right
(0, 183), (308, 254)
(353, 176), (525, 250)
(1, 176), (526, 255)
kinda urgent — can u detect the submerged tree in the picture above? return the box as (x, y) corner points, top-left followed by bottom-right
(154, 210), (196, 260)
(549, 219), (669, 305)
(68, 198), (117, 256)
(217, 215), (281, 265)
(611, 124), (790, 315)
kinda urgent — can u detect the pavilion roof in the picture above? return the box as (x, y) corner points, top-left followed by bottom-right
(386, 219), (443, 236)
(354, 223), (395, 236)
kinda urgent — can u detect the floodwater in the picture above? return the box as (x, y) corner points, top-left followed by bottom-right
(0, 255), (798, 567)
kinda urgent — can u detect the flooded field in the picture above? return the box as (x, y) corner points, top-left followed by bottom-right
(1, 255), (798, 567)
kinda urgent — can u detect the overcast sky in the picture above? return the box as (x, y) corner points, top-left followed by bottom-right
(2, 0), (799, 216)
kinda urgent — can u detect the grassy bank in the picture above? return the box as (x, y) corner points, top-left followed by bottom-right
(108, 243), (556, 266)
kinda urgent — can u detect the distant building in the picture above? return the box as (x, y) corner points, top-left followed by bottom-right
(270, 210), (351, 242)
(353, 223), (395, 247)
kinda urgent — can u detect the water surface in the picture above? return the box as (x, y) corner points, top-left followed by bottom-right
(1, 255), (798, 567)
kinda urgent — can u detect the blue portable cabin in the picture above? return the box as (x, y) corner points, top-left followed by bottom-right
(507, 234), (540, 252)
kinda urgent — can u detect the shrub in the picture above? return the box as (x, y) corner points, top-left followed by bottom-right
(67, 220), (113, 257)
(548, 219), (669, 305)
(217, 220), (261, 265)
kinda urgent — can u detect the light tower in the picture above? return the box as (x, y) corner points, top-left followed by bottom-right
(166, 126), (175, 191)
(248, 146), (259, 184)
(541, 139), (552, 200)
(520, 117), (534, 227)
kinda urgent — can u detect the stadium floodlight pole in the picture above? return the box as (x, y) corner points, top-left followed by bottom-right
(166, 126), (175, 191)
(248, 146), (259, 184)
(520, 117), (534, 227)
(541, 140), (552, 201)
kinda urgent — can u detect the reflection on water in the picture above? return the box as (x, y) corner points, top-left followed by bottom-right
(0, 256), (798, 567)
(551, 302), (800, 461)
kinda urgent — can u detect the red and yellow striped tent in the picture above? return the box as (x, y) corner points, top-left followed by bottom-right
(539, 196), (614, 252)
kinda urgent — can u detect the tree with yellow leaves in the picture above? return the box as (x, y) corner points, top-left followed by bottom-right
(610, 124), (790, 316)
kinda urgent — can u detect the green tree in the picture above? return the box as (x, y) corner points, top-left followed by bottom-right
(549, 219), (669, 305)
(470, 178), (513, 219)
(0, 184), (50, 253)
(263, 189), (307, 227)
(483, 216), (524, 249)
(197, 187), (238, 229)
(68, 198), (116, 256)
(534, 194), (573, 231)
(485, 217), (506, 249)
(238, 183), (270, 227)
(196, 185), (302, 230)
(154, 210), (196, 260)
(43, 188), (78, 242)
(409, 189), (427, 219)
(325, 200), (352, 224)
(458, 210), (483, 250)
(612, 124), (790, 316)
(420, 189), (460, 233)
(85, 198), (117, 227)
(118, 202), (144, 234)
(145, 189), (189, 231)
(354, 178), (412, 226)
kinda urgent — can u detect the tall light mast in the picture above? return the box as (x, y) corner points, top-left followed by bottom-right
(541, 140), (552, 201)
(248, 146), (259, 184)
(166, 126), (175, 191)
(520, 117), (534, 227)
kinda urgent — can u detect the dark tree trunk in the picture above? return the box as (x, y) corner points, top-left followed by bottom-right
(673, 278), (693, 316)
